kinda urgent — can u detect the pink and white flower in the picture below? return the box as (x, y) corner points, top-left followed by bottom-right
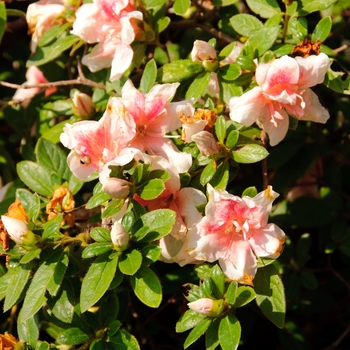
(116, 80), (192, 173)
(229, 54), (330, 146)
(187, 185), (285, 285)
(71, 0), (142, 81)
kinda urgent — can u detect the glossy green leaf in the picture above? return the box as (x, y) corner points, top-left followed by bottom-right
(246, 0), (281, 18)
(219, 78), (243, 103)
(42, 215), (63, 241)
(157, 60), (204, 83)
(82, 243), (112, 259)
(98, 292), (119, 327)
(50, 279), (75, 323)
(102, 199), (124, 219)
(233, 286), (256, 307)
(140, 59), (157, 93)
(242, 186), (258, 198)
(156, 16), (171, 34)
(17, 312), (39, 348)
(311, 16), (332, 42)
(108, 329), (140, 350)
(20, 249), (68, 321)
(20, 248), (41, 264)
(57, 328), (90, 345)
(16, 189), (40, 222)
(4, 263), (31, 312)
(297, 0), (337, 16)
(17, 161), (54, 196)
(90, 227), (112, 242)
(233, 143), (268, 163)
(80, 252), (119, 312)
(185, 71), (211, 102)
(130, 266), (162, 308)
(210, 265), (226, 297)
(225, 130), (239, 149)
(68, 174), (84, 195)
(244, 26), (280, 58)
(132, 209), (176, 242)
(0, 2), (6, 43)
(324, 69), (350, 95)
(219, 63), (241, 81)
(119, 249), (142, 275)
(212, 0), (236, 5)
(215, 116), (226, 143)
(137, 179), (165, 200)
(225, 281), (238, 306)
(210, 161), (229, 190)
(184, 318), (212, 349)
(141, 245), (162, 265)
(287, 16), (308, 41)
(264, 13), (283, 27)
(86, 191), (112, 209)
(27, 35), (80, 67)
(205, 317), (221, 350)
(36, 138), (70, 180)
(173, 0), (190, 15)
(38, 23), (72, 47)
(254, 264), (286, 328)
(143, 0), (167, 9)
(219, 313), (241, 350)
(176, 309), (206, 333)
(230, 14), (263, 36)
(200, 159), (217, 186)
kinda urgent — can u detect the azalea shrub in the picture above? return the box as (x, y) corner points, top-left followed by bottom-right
(1, 0), (350, 349)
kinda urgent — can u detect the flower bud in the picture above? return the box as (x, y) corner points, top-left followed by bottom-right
(192, 131), (220, 156)
(1, 216), (29, 244)
(111, 222), (129, 251)
(187, 298), (225, 317)
(72, 90), (95, 117)
(102, 178), (130, 199)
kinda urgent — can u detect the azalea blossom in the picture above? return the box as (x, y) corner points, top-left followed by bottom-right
(26, 0), (66, 53)
(116, 80), (192, 173)
(60, 96), (140, 179)
(229, 53), (330, 146)
(12, 66), (57, 105)
(187, 185), (285, 285)
(187, 298), (225, 317)
(71, 0), (142, 81)
(72, 90), (95, 117)
(191, 40), (242, 97)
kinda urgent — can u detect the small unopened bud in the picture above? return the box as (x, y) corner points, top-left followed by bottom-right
(103, 178), (130, 199)
(187, 298), (225, 317)
(192, 131), (220, 156)
(111, 222), (129, 251)
(1, 216), (29, 244)
(72, 90), (95, 117)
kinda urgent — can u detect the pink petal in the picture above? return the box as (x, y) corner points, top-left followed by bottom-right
(191, 40), (217, 62)
(110, 42), (134, 81)
(299, 88), (330, 123)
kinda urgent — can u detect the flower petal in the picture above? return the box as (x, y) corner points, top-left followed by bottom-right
(299, 88), (330, 123)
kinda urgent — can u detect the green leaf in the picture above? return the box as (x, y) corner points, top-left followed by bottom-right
(36, 138), (70, 180)
(219, 63), (241, 81)
(80, 252), (119, 312)
(212, 0), (237, 5)
(86, 191), (112, 209)
(17, 161), (54, 196)
(210, 264), (226, 297)
(244, 26), (280, 58)
(0, 2), (6, 43)
(173, 0), (190, 15)
(119, 249), (143, 275)
(205, 317), (221, 350)
(254, 264), (286, 328)
(157, 60), (204, 83)
(215, 116), (226, 143)
(98, 292), (119, 327)
(242, 186), (258, 198)
(200, 159), (217, 186)
(233, 286), (256, 307)
(102, 199), (124, 219)
(232, 143), (268, 163)
(132, 209), (176, 242)
(4, 263), (31, 312)
(297, 0), (337, 16)
(156, 16), (170, 34)
(57, 328), (90, 345)
(184, 318), (212, 349)
(176, 309), (206, 333)
(38, 23), (72, 47)
(42, 215), (63, 240)
(27, 35), (80, 67)
(17, 312), (39, 348)
(130, 266), (162, 308)
(16, 189), (40, 222)
(210, 161), (229, 190)
(324, 69), (350, 95)
(20, 249), (68, 321)
(185, 71), (211, 102)
(264, 13), (283, 27)
(219, 313), (241, 350)
(230, 14), (263, 36)
(137, 179), (165, 200)
(50, 279), (75, 323)
(90, 227), (112, 242)
(225, 281), (238, 306)
(141, 245), (162, 265)
(82, 243), (112, 259)
(246, 0), (281, 18)
(143, 0), (167, 9)
(20, 249), (41, 264)
(311, 16), (332, 42)
(219, 79), (243, 103)
(140, 59), (157, 93)
(108, 329), (140, 350)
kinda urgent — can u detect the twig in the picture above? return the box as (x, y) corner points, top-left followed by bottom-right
(322, 324), (350, 350)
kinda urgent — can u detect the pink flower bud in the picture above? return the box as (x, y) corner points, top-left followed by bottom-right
(192, 131), (220, 156)
(187, 298), (225, 317)
(1, 216), (29, 244)
(111, 222), (129, 251)
(102, 178), (130, 199)
(72, 91), (95, 117)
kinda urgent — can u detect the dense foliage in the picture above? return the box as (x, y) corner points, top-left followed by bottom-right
(1, 0), (350, 349)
